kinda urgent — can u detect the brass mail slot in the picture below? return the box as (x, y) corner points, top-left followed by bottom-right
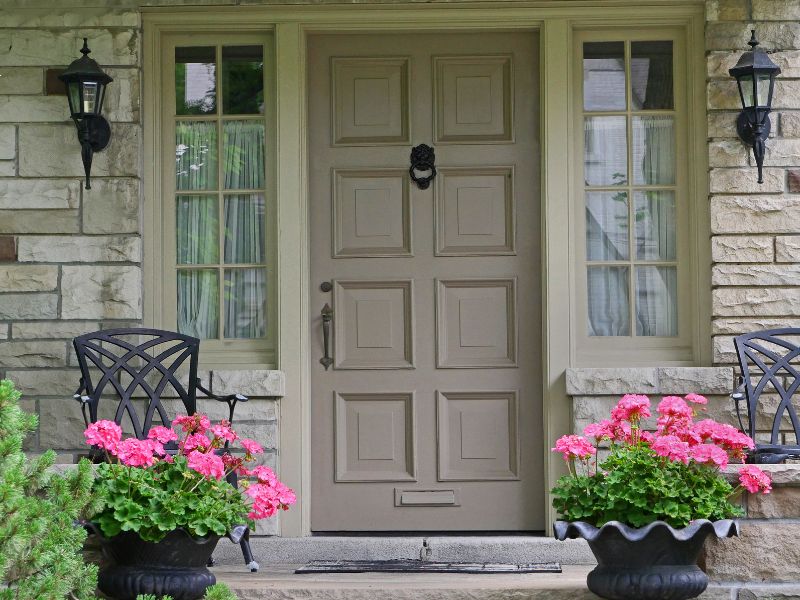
(395, 488), (460, 507)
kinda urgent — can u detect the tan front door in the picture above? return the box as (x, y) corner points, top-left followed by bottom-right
(309, 32), (542, 531)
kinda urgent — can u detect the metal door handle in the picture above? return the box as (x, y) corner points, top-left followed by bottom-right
(320, 303), (334, 370)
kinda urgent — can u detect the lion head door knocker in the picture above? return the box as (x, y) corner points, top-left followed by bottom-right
(409, 143), (437, 190)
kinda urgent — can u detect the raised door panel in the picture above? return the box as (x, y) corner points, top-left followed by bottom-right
(335, 391), (416, 481)
(436, 278), (517, 368)
(333, 169), (411, 257)
(434, 55), (513, 143)
(437, 390), (519, 480)
(334, 279), (414, 369)
(332, 57), (410, 145)
(435, 167), (515, 256)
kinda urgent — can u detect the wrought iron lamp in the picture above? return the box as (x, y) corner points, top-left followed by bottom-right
(729, 30), (781, 184)
(59, 38), (113, 190)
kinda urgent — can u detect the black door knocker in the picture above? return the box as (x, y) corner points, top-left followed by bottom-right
(409, 143), (436, 190)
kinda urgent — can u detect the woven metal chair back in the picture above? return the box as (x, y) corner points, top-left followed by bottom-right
(73, 328), (200, 439)
(734, 328), (800, 446)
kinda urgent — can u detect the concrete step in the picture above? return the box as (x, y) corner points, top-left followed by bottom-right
(210, 536), (596, 568)
(212, 565), (745, 600)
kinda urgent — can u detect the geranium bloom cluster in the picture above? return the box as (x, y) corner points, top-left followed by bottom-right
(84, 412), (296, 521)
(551, 393), (771, 496)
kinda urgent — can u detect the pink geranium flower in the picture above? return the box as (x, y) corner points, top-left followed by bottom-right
(115, 438), (157, 467)
(210, 422), (237, 443)
(250, 465), (279, 485)
(583, 420), (616, 442)
(651, 434), (690, 465)
(183, 433), (212, 453)
(84, 420), (122, 453)
(657, 396), (693, 420)
(690, 443), (729, 469)
(241, 438), (264, 456)
(147, 425), (178, 444)
(685, 393), (708, 406)
(172, 413), (211, 434)
(552, 435), (596, 461)
(611, 394), (651, 424)
(187, 449), (226, 480)
(739, 464), (772, 494)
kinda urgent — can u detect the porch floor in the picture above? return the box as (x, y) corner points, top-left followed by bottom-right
(212, 565), (744, 599)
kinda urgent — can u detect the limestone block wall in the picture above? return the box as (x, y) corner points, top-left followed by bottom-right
(707, 0), (800, 366)
(0, 8), (280, 495)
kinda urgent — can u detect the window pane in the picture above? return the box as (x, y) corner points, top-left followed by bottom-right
(587, 266), (630, 336)
(175, 47), (216, 115)
(224, 194), (265, 264)
(222, 45), (264, 115)
(224, 268), (266, 339)
(223, 121), (265, 190)
(632, 115), (674, 185)
(636, 266), (678, 336)
(177, 269), (219, 339)
(631, 41), (673, 110)
(584, 116), (628, 186)
(634, 191), (676, 260)
(586, 191), (629, 260)
(176, 121), (218, 190)
(177, 195), (219, 264)
(583, 42), (626, 111)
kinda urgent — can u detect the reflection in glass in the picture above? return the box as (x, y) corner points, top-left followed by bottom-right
(222, 46), (264, 115)
(177, 269), (219, 339)
(583, 42), (626, 111)
(586, 192), (629, 260)
(636, 266), (678, 336)
(176, 121), (218, 190)
(177, 196), (219, 265)
(224, 268), (266, 339)
(631, 41), (674, 110)
(632, 116), (675, 185)
(175, 47), (216, 115)
(584, 116), (628, 186)
(635, 191), (676, 260)
(223, 121), (265, 190)
(224, 194), (265, 264)
(587, 266), (630, 336)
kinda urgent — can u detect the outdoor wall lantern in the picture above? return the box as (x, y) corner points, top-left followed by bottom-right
(729, 30), (781, 184)
(59, 38), (113, 190)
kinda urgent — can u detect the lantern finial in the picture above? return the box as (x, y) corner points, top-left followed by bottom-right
(748, 30), (759, 50)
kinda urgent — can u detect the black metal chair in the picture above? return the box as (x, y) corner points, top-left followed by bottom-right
(733, 328), (800, 463)
(72, 327), (260, 571)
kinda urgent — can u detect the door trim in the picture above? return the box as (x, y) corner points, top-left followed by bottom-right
(143, 1), (707, 537)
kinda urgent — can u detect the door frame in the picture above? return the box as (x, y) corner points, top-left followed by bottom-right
(143, 1), (708, 537)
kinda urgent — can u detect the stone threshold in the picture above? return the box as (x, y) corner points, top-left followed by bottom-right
(214, 565), (780, 599)
(210, 535), (596, 568)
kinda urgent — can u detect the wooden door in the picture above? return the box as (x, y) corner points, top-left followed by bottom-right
(309, 32), (542, 531)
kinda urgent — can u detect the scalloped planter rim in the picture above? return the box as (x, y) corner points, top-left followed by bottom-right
(554, 520), (740, 600)
(92, 527), (220, 600)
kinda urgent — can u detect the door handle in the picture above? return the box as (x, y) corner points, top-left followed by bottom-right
(320, 303), (334, 370)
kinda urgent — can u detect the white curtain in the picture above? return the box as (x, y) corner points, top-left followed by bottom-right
(587, 267), (630, 336)
(175, 120), (267, 340)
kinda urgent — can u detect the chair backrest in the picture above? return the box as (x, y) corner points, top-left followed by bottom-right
(734, 328), (800, 446)
(73, 328), (200, 439)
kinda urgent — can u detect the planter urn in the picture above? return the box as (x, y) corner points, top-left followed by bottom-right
(91, 527), (220, 600)
(554, 519), (739, 600)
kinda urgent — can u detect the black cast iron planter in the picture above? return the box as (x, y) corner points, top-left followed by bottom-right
(92, 527), (220, 600)
(554, 519), (739, 600)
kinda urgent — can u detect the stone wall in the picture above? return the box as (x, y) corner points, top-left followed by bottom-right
(0, 8), (280, 500)
(707, 0), (800, 366)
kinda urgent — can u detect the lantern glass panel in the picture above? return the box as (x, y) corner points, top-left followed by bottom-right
(96, 83), (107, 114)
(81, 81), (99, 114)
(67, 81), (81, 116)
(737, 74), (755, 107)
(756, 72), (772, 107)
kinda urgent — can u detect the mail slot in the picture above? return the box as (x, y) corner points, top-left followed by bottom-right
(395, 488), (460, 507)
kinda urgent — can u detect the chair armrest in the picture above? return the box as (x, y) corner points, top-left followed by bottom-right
(195, 378), (248, 424)
(731, 374), (748, 434)
(73, 378), (91, 428)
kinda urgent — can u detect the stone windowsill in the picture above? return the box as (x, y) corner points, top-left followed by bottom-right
(565, 367), (735, 396)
